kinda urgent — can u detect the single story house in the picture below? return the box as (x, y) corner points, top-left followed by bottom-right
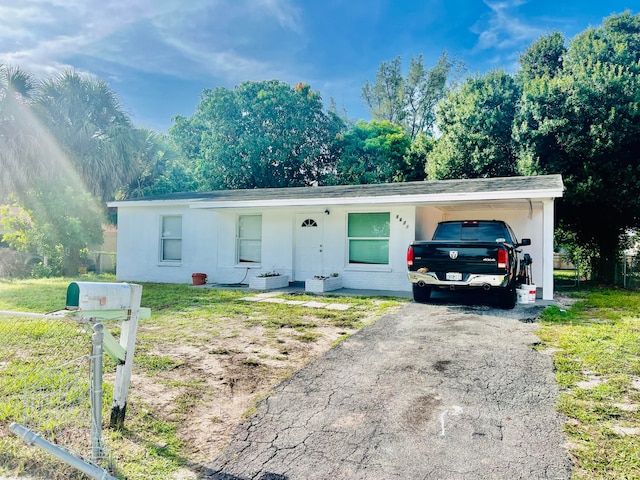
(107, 174), (563, 300)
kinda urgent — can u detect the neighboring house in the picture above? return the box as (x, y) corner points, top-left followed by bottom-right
(107, 175), (563, 300)
(87, 224), (117, 273)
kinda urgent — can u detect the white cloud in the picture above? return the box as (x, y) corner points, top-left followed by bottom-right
(0, 0), (305, 83)
(256, 0), (303, 33)
(472, 0), (544, 51)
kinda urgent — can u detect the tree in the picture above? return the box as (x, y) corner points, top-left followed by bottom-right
(403, 132), (434, 182)
(1, 182), (104, 276)
(427, 70), (521, 179)
(0, 65), (50, 201)
(514, 11), (640, 282)
(116, 128), (197, 199)
(170, 80), (345, 189)
(518, 31), (566, 81)
(362, 52), (459, 141)
(33, 71), (138, 203)
(404, 53), (458, 141)
(334, 120), (411, 184)
(362, 56), (405, 126)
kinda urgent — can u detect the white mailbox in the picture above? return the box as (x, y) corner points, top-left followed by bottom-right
(66, 282), (132, 311)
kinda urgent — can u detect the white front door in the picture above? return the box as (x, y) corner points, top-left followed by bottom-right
(294, 214), (323, 281)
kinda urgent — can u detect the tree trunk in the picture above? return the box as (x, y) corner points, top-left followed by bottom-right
(65, 247), (82, 277)
(593, 232), (620, 284)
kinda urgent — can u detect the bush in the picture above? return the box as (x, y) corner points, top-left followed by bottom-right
(0, 248), (30, 278)
(30, 263), (59, 278)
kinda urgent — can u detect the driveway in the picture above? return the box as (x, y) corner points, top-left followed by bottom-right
(205, 300), (572, 480)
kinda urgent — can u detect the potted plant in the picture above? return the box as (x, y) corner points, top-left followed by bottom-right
(305, 273), (341, 293)
(249, 271), (289, 290)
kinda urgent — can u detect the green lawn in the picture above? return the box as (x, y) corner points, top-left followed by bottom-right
(538, 284), (640, 479)
(2, 276), (638, 479)
(0, 275), (403, 479)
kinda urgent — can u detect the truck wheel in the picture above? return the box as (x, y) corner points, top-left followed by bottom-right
(412, 284), (432, 303)
(499, 286), (517, 310)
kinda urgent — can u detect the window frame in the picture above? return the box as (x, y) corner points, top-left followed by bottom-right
(346, 212), (391, 267)
(236, 214), (262, 265)
(159, 215), (182, 264)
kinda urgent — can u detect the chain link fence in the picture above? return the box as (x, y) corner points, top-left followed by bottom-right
(615, 254), (639, 291)
(0, 314), (116, 479)
(554, 253), (639, 291)
(86, 251), (116, 275)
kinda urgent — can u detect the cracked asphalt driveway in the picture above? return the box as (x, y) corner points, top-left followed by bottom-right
(206, 301), (572, 480)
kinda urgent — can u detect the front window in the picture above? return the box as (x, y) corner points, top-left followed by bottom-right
(237, 215), (261, 263)
(160, 216), (182, 262)
(348, 212), (390, 265)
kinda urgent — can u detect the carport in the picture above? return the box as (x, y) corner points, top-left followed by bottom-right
(411, 175), (562, 300)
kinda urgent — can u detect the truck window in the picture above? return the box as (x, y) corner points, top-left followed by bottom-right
(434, 221), (511, 242)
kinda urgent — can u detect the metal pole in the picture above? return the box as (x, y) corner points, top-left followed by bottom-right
(91, 323), (104, 463)
(9, 422), (117, 480)
(0, 311), (67, 318)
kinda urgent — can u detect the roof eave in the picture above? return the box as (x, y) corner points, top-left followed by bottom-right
(107, 199), (197, 208)
(188, 188), (564, 209)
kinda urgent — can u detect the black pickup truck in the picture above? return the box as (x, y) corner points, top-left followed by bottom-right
(407, 220), (531, 309)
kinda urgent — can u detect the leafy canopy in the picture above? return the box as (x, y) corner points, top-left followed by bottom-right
(362, 52), (460, 141)
(34, 71), (138, 204)
(334, 120), (411, 184)
(0, 65), (49, 201)
(515, 11), (640, 281)
(170, 80), (345, 190)
(428, 70), (521, 179)
(116, 129), (197, 199)
(1, 182), (104, 276)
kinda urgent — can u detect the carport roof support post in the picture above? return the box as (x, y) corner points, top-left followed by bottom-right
(543, 199), (554, 300)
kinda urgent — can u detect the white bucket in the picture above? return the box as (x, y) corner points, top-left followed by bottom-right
(516, 288), (530, 304)
(526, 284), (536, 302)
(517, 284), (536, 304)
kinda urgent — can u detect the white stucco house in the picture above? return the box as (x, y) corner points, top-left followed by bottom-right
(107, 174), (563, 300)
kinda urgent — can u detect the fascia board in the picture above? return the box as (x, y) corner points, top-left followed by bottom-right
(188, 188), (563, 209)
(107, 199), (195, 208)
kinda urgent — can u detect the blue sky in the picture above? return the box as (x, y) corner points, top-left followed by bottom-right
(0, 0), (635, 132)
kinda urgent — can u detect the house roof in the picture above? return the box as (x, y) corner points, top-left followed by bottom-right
(108, 174), (563, 209)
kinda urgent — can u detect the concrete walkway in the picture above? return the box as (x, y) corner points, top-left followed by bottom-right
(205, 301), (571, 480)
(239, 292), (352, 311)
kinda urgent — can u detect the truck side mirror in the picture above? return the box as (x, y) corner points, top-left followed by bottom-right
(519, 238), (531, 247)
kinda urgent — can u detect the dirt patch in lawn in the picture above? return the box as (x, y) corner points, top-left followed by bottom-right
(127, 301), (381, 476)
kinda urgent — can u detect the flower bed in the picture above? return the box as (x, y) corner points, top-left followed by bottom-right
(249, 274), (289, 290)
(305, 275), (342, 293)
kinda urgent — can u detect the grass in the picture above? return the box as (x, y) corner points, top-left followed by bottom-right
(0, 275), (403, 479)
(6, 275), (637, 478)
(537, 282), (640, 479)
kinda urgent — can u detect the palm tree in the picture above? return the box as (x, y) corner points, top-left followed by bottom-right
(0, 65), (49, 201)
(33, 70), (138, 203)
(116, 128), (198, 199)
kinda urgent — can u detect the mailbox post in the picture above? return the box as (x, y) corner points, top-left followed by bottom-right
(65, 281), (144, 429)
(109, 283), (142, 429)
(6, 282), (147, 478)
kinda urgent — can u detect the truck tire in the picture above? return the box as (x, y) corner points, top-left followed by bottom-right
(412, 284), (432, 303)
(499, 286), (517, 310)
